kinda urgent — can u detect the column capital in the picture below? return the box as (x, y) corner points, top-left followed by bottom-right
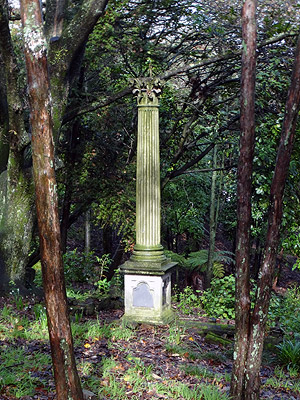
(132, 77), (163, 106)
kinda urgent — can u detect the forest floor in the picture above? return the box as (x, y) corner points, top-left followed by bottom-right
(0, 291), (299, 400)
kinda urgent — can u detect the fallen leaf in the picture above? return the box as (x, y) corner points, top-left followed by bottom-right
(152, 373), (162, 380)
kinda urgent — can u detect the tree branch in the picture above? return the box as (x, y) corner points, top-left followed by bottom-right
(62, 87), (132, 124)
(45, 0), (68, 39)
(180, 165), (236, 174)
(48, 0), (108, 73)
(162, 143), (215, 189)
(62, 31), (297, 124)
(161, 31), (297, 80)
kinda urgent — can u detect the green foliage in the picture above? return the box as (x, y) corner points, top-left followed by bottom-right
(162, 175), (210, 244)
(33, 261), (43, 287)
(175, 286), (202, 316)
(270, 286), (300, 339)
(267, 293), (283, 328)
(166, 323), (186, 345)
(63, 249), (96, 284)
(0, 347), (51, 398)
(92, 185), (136, 251)
(32, 304), (47, 328)
(186, 249), (233, 278)
(282, 224), (300, 269)
(95, 276), (111, 296)
(165, 249), (234, 279)
(200, 275), (236, 319)
(276, 340), (300, 370)
(164, 250), (187, 268)
(63, 249), (112, 286)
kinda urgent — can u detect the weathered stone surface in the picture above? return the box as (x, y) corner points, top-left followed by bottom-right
(120, 78), (176, 325)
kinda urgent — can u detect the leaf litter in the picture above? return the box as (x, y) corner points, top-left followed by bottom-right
(0, 295), (299, 399)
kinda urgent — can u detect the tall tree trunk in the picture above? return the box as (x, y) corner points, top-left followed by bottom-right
(244, 32), (300, 400)
(0, 0), (35, 290)
(85, 209), (91, 255)
(20, 1), (83, 399)
(207, 145), (218, 288)
(230, 1), (257, 398)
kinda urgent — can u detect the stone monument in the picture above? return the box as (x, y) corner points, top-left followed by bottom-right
(120, 77), (176, 324)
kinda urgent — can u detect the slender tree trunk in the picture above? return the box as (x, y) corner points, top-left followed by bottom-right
(20, 1), (83, 399)
(207, 145), (218, 287)
(60, 182), (72, 254)
(244, 32), (300, 400)
(85, 210), (91, 255)
(230, 1), (257, 398)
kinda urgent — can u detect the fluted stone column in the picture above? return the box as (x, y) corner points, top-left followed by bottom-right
(120, 78), (176, 324)
(132, 78), (165, 264)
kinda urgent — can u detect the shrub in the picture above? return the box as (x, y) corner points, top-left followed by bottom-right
(200, 275), (236, 319)
(279, 286), (300, 338)
(276, 340), (300, 370)
(63, 249), (112, 286)
(176, 286), (202, 315)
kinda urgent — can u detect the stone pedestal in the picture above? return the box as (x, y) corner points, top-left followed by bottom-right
(120, 78), (176, 324)
(122, 267), (174, 324)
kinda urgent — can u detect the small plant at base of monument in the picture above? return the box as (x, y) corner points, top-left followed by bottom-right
(175, 285), (202, 315)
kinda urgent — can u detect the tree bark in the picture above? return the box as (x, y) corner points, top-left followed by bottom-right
(243, 32), (300, 400)
(0, 0), (108, 289)
(207, 145), (218, 288)
(231, 8), (300, 395)
(0, 0), (35, 287)
(230, 1), (257, 398)
(20, 1), (83, 399)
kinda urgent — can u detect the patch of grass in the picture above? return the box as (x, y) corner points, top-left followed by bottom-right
(110, 321), (136, 341)
(264, 376), (300, 394)
(156, 380), (229, 400)
(263, 365), (300, 395)
(98, 375), (127, 399)
(78, 361), (100, 393)
(198, 349), (229, 364)
(165, 343), (199, 360)
(0, 304), (11, 320)
(166, 322), (186, 345)
(182, 364), (215, 379)
(0, 346), (52, 398)
(71, 318), (111, 343)
(98, 357), (127, 399)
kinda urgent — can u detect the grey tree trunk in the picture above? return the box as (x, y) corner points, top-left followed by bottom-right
(0, 0), (108, 289)
(230, 0), (257, 397)
(85, 210), (91, 255)
(207, 145), (218, 287)
(0, 0), (35, 291)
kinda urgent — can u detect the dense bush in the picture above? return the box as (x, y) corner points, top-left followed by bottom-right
(63, 249), (112, 287)
(200, 275), (236, 320)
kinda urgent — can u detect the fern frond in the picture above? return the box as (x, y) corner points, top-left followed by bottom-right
(164, 250), (187, 268)
(213, 261), (225, 278)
